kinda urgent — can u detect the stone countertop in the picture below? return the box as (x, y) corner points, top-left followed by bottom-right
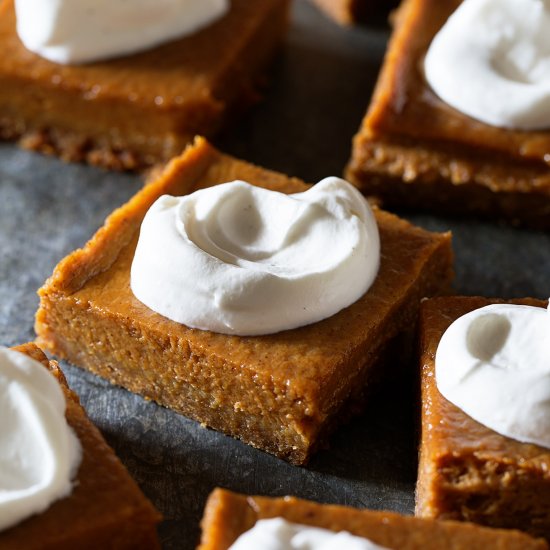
(1, 1), (549, 548)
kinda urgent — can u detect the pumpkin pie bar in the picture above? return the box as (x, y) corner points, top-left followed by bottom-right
(1, 343), (160, 550)
(417, 296), (550, 540)
(0, 0), (289, 170)
(345, 0), (550, 229)
(198, 487), (547, 549)
(35, 137), (453, 465)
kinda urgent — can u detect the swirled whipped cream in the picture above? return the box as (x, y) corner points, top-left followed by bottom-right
(424, 0), (550, 130)
(0, 347), (82, 531)
(229, 518), (389, 550)
(436, 302), (550, 448)
(131, 177), (380, 336)
(15, 0), (229, 64)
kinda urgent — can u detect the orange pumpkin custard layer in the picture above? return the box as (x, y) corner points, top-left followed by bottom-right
(0, 0), (289, 170)
(198, 488), (547, 549)
(35, 137), (453, 465)
(0, 343), (160, 550)
(417, 296), (550, 539)
(345, 0), (550, 229)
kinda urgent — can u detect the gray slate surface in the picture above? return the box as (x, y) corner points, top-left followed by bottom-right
(1, 1), (550, 548)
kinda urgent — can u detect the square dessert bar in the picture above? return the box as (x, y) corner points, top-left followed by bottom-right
(198, 488), (547, 549)
(417, 296), (550, 540)
(310, 0), (398, 25)
(1, 343), (160, 550)
(345, 0), (550, 229)
(0, 0), (289, 170)
(35, 137), (453, 465)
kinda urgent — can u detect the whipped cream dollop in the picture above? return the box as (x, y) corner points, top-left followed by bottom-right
(131, 178), (380, 336)
(424, 0), (550, 130)
(436, 302), (550, 448)
(229, 518), (389, 550)
(15, 0), (229, 64)
(0, 347), (82, 531)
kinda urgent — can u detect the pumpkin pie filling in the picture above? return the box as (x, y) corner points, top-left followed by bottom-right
(0, 0), (289, 170)
(35, 137), (453, 465)
(0, 343), (161, 550)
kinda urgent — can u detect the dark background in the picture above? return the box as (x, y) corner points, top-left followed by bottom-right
(1, 1), (549, 548)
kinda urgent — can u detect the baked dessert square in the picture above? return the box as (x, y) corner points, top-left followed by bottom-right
(0, 0), (289, 170)
(198, 487), (547, 549)
(345, 0), (550, 229)
(1, 343), (161, 550)
(310, 0), (398, 25)
(417, 296), (550, 540)
(35, 137), (453, 465)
